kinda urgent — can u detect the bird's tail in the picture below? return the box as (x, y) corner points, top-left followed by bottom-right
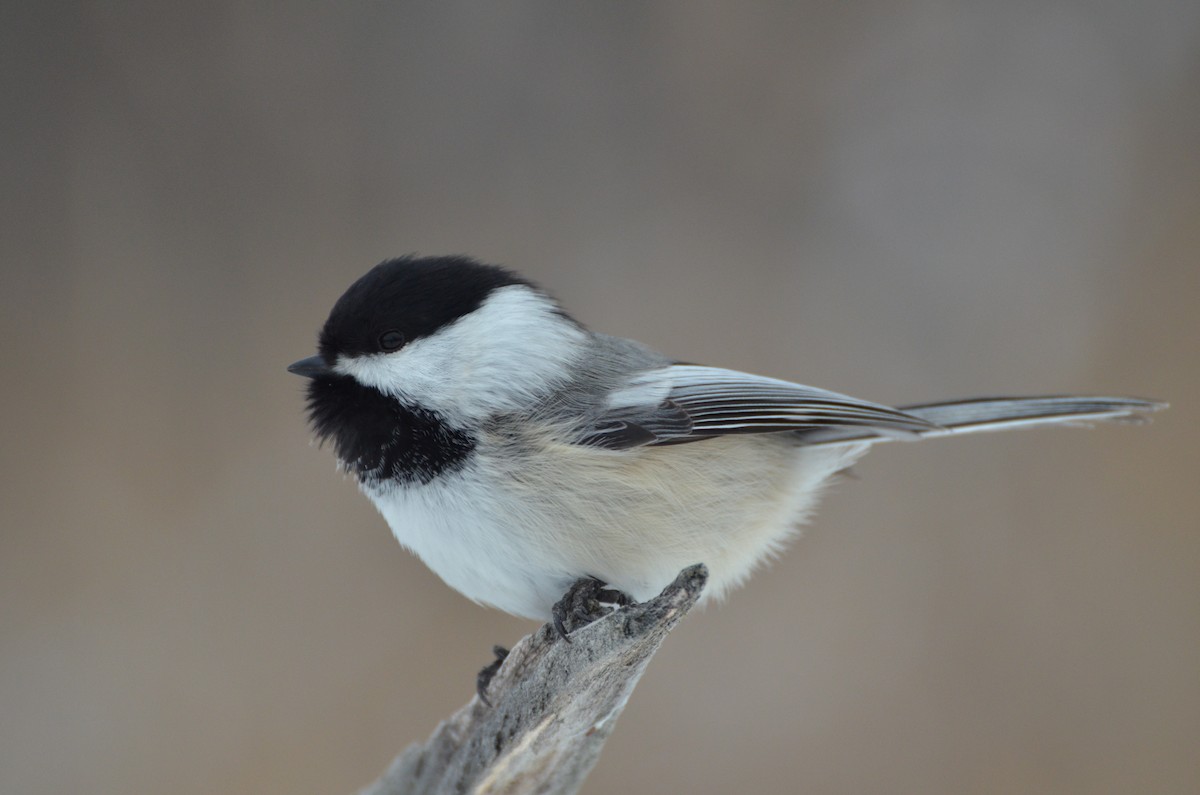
(800, 396), (1166, 446)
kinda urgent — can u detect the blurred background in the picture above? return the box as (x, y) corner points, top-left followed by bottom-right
(3, 3), (1198, 794)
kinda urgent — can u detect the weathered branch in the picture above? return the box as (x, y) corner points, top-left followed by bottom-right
(358, 564), (709, 795)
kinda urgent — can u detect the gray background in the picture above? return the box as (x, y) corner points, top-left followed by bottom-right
(3, 3), (1198, 793)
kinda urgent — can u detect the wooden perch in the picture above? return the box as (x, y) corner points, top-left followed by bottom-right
(357, 564), (709, 795)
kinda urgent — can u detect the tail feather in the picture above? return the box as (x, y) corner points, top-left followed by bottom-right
(800, 396), (1166, 446)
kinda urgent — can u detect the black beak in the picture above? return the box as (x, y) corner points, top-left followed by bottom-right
(287, 355), (334, 379)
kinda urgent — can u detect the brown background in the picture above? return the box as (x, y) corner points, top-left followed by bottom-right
(3, 3), (1198, 794)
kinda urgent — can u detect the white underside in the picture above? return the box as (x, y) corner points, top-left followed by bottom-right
(365, 430), (870, 620)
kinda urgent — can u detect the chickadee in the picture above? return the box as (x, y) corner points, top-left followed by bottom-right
(289, 255), (1163, 627)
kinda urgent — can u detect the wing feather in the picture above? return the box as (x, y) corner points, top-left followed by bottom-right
(578, 365), (937, 450)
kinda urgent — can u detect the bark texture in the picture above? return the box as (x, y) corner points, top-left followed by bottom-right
(358, 564), (708, 795)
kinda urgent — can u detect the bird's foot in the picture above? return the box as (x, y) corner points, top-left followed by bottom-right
(551, 576), (635, 642)
(476, 645), (509, 707)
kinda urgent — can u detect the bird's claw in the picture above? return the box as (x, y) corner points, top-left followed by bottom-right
(550, 576), (635, 642)
(476, 644), (509, 707)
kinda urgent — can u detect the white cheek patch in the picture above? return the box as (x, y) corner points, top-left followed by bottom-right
(335, 286), (588, 423)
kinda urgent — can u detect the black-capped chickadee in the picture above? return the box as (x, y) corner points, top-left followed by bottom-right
(289, 255), (1163, 626)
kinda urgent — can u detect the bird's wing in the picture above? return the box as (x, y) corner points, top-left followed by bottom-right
(576, 364), (938, 450)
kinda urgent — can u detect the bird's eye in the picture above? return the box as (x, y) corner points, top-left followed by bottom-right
(378, 330), (406, 351)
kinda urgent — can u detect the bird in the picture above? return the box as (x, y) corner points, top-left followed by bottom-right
(288, 254), (1163, 636)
